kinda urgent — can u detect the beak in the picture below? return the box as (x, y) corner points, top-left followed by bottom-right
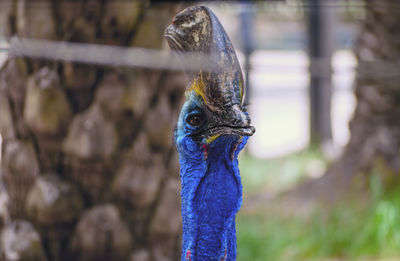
(165, 6), (255, 139)
(199, 104), (254, 138)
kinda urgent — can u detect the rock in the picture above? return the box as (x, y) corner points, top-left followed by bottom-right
(16, 0), (55, 39)
(0, 220), (47, 261)
(2, 140), (39, 217)
(26, 174), (83, 226)
(63, 105), (118, 160)
(23, 67), (72, 135)
(70, 204), (132, 261)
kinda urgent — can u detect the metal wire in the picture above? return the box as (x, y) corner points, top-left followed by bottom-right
(7, 37), (220, 71)
(0, 1), (396, 8)
(3, 37), (400, 80)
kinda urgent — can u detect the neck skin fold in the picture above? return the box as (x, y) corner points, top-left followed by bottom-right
(176, 135), (248, 261)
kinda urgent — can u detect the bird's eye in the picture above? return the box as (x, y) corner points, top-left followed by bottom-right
(186, 114), (203, 127)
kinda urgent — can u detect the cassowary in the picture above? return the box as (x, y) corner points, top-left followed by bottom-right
(165, 6), (255, 261)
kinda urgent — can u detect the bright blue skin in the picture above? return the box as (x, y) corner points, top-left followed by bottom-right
(175, 92), (249, 261)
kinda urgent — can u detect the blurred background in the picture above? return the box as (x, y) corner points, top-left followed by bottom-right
(0, 0), (400, 261)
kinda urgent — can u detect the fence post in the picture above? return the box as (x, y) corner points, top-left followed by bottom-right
(239, 3), (254, 105)
(308, 0), (334, 147)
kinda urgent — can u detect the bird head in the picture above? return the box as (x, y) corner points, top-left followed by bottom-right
(166, 6), (255, 152)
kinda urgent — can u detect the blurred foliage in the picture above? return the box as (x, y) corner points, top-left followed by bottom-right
(239, 150), (327, 195)
(237, 155), (400, 261)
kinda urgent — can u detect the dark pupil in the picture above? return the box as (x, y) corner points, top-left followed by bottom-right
(187, 114), (203, 126)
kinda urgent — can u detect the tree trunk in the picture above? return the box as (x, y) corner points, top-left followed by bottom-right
(285, 0), (400, 205)
(347, 0), (400, 177)
(0, 1), (185, 261)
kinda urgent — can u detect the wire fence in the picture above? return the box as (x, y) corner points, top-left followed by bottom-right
(6, 37), (222, 72)
(0, 37), (399, 81)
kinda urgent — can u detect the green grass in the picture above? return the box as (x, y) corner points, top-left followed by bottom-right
(236, 154), (400, 261)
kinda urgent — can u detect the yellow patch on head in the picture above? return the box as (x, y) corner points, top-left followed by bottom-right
(187, 74), (206, 104)
(206, 134), (220, 144)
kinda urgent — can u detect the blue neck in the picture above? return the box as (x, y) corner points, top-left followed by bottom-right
(177, 135), (248, 261)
